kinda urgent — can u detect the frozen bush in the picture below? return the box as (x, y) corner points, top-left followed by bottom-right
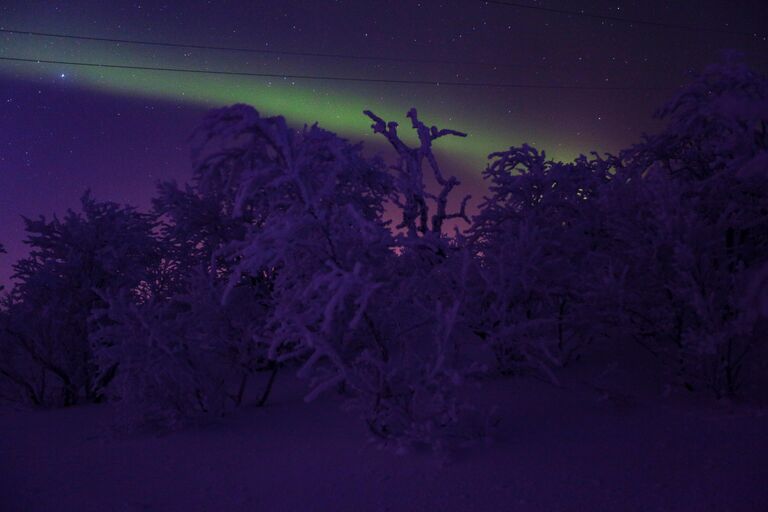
(470, 146), (615, 382)
(202, 105), (489, 452)
(592, 55), (768, 396)
(92, 268), (275, 430)
(0, 193), (160, 406)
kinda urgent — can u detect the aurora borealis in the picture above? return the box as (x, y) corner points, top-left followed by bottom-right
(1, 0), (766, 284)
(0, 23), (581, 165)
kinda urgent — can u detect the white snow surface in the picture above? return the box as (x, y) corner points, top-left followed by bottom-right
(2, 349), (767, 512)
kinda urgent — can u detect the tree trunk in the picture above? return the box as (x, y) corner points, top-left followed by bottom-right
(256, 363), (278, 407)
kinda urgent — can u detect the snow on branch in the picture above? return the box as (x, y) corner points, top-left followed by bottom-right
(364, 108), (471, 236)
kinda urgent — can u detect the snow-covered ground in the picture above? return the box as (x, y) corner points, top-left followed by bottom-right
(2, 348), (767, 512)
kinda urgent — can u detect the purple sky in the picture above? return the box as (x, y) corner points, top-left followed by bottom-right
(1, 0), (767, 285)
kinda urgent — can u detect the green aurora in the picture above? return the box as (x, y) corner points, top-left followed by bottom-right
(0, 35), (584, 176)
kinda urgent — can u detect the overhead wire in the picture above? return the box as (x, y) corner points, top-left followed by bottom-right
(0, 55), (675, 92)
(0, 27), (534, 69)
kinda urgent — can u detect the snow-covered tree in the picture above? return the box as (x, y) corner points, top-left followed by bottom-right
(91, 265), (276, 429)
(362, 108), (471, 236)
(467, 55), (767, 397)
(181, 105), (490, 452)
(469, 146), (616, 382)
(346, 109), (489, 450)
(592, 55), (768, 396)
(0, 193), (160, 405)
(633, 52), (768, 181)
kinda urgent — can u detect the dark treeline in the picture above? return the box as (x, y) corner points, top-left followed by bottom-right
(1, 57), (767, 454)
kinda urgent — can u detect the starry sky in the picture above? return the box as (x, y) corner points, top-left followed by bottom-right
(1, 0), (767, 284)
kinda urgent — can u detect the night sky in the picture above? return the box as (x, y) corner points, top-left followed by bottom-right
(1, 0), (766, 284)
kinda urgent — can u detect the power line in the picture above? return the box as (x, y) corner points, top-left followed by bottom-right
(0, 55), (675, 92)
(0, 27), (535, 69)
(482, 0), (765, 38)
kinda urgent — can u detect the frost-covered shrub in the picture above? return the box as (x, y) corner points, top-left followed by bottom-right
(151, 165), (260, 297)
(634, 53), (768, 182)
(86, 111), (289, 427)
(91, 268), (274, 430)
(0, 193), (159, 406)
(197, 105), (489, 452)
(467, 55), (768, 397)
(469, 146), (615, 382)
(93, 145), (281, 426)
(92, 291), (216, 429)
(595, 163), (767, 397)
(592, 56), (768, 397)
(0, 295), (46, 405)
(351, 234), (491, 453)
